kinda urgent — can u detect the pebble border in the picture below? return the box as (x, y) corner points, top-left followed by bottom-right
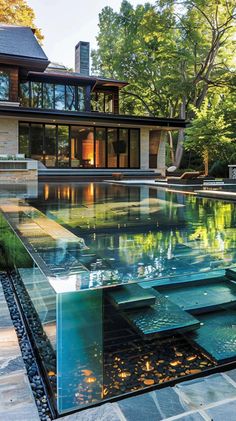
(0, 272), (53, 421)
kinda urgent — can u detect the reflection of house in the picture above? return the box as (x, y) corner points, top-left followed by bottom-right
(0, 24), (186, 175)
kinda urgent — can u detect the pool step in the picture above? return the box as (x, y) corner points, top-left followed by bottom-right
(189, 309), (236, 363)
(155, 277), (236, 314)
(123, 290), (200, 339)
(107, 284), (156, 310)
(226, 268), (236, 281)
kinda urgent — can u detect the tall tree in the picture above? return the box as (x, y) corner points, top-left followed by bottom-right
(0, 0), (43, 41)
(92, 0), (236, 167)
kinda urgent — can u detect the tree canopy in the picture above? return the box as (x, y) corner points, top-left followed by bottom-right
(0, 0), (43, 41)
(92, 0), (236, 168)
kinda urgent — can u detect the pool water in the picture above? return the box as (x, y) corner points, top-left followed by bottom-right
(29, 182), (236, 283)
(1, 181), (236, 414)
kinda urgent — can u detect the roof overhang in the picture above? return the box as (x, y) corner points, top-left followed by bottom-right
(0, 106), (186, 129)
(0, 54), (50, 74)
(27, 71), (128, 89)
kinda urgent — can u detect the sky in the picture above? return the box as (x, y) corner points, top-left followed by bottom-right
(27, 0), (149, 69)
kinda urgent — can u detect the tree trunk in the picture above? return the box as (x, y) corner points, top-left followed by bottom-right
(168, 131), (175, 164)
(203, 149), (209, 176)
(174, 99), (186, 168)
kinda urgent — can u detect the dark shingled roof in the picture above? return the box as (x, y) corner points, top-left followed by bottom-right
(0, 24), (48, 60)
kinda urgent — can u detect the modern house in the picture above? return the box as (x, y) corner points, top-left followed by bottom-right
(0, 24), (186, 176)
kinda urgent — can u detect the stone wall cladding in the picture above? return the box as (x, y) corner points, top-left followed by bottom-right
(0, 118), (18, 154)
(140, 128), (150, 170)
(0, 170), (37, 182)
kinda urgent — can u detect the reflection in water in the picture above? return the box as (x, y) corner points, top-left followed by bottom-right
(30, 182), (236, 283)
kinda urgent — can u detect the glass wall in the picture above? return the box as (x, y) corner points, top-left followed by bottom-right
(20, 81), (86, 111)
(130, 129), (140, 168)
(19, 123), (140, 169)
(91, 91), (114, 113)
(95, 128), (106, 168)
(31, 124), (44, 163)
(45, 125), (57, 167)
(118, 129), (128, 168)
(107, 128), (118, 168)
(0, 71), (10, 101)
(58, 126), (70, 167)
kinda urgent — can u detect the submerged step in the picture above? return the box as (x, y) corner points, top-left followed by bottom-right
(107, 284), (156, 309)
(226, 268), (236, 281)
(190, 310), (236, 363)
(124, 290), (200, 339)
(156, 278), (236, 314)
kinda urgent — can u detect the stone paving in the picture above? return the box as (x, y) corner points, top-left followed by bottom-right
(0, 282), (40, 421)
(58, 372), (236, 420)
(1, 273), (236, 421)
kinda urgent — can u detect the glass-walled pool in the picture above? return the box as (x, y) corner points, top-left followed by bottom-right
(1, 182), (236, 415)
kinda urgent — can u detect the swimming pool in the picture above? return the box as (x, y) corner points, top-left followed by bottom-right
(1, 182), (236, 415)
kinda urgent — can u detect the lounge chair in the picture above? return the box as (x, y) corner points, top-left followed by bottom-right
(167, 171), (202, 180)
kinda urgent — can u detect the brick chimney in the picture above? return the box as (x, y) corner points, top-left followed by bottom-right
(75, 41), (90, 75)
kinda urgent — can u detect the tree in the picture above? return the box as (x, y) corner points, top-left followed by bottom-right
(184, 99), (233, 175)
(92, 0), (236, 167)
(0, 0), (43, 41)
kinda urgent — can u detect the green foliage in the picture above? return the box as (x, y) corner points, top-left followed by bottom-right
(0, 213), (32, 269)
(0, 0), (43, 42)
(92, 0), (236, 120)
(185, 99), (234, 163)
(92, 0), (236, 171)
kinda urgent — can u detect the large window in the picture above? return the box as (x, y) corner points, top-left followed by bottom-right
(55, 85), (65, 110)
(31, 82), (42, 108)
(43, 84), (54, 109)
(130, 129), (140, 168)
(0, 71), (10, 101)
(19, 123), (140, 169)
(45, 125), (57, 167)
(71, 126), (94, 168)
(19, 123), (30, 157)
(20, 81), (86, 112)
(118, 129), (128, 168)
(58, 126), (69, 167)
(107, 128), (118, 168)
(30, 124), (44, 163)
(91, 91), (114, 113)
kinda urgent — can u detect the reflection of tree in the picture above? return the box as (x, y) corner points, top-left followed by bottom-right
(118, 230), (184, 265)
(186, 197), (236, 257)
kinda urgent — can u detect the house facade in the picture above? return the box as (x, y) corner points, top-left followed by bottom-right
(0, 24), (186, 175)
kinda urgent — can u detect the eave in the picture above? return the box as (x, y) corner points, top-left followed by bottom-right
(0, 106), (186, 129)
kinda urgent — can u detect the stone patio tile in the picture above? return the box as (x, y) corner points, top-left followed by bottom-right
(0, 327), (24, 376)
(0, 371), (35, 411)
(206, 399), (236, 421)
(175, 373), (236, 410)
(59, 402), (121, 421)
(165, 412), (206, 421)
(118, 392), (161, 421)
(152, 386), (186, 418)
(0, 402), (40, 421)
(225, 369), (236, 384)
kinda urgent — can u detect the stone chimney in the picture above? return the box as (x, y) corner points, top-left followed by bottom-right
(75, 41), (90, 75)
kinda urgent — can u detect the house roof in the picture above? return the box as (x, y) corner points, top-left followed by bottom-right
(0, 24), (48, 60)
(29, 69), (128, 88)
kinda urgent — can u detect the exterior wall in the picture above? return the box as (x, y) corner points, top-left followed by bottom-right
(0, 118), (18, 155)
(0, 65), (19, 102)
(0, 169), (37, 182)
(140, 128), (149, 170)
(141, 128), (166, 174)
(157, 131), (167, 176)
